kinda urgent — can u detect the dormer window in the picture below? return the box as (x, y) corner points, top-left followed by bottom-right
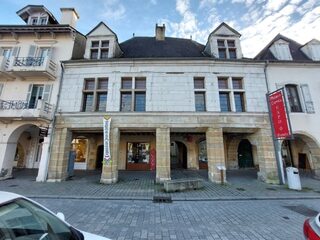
(40, 17), (47, 25)
(90, 40), (109, 60)
(31, 17), (38, 25)
(29, 16), (48, 25)
(217, 39), (237, 59)
(270, 40), (292, 60)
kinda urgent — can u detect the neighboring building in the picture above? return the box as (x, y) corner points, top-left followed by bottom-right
(47, 22), (278, 184)
(0, 5), (85, 181)
(255, 34), (320, 178)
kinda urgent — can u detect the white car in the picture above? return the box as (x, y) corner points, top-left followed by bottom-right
(0, 191), (111, 240)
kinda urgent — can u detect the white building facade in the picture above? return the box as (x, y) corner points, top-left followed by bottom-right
(255, 35), (320, 178)
(0, 5), (85, 181)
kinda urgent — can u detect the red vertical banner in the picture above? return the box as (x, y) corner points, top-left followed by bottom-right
(268, 90), (292, 139)
(150, 148), (156, 171)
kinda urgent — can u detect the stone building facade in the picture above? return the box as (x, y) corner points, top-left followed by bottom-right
(47, 22), (279, 184)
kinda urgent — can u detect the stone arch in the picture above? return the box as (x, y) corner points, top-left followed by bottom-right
(0, 124), (39, 179)
(170, 135), (193, 169)
(291, 131), (320, 176)
(237, 139), (254, 168)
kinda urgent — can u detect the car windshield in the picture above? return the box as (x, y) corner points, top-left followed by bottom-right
(0, 198), (78, 240)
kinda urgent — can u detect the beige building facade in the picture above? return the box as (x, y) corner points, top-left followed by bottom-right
(47, 22), (279, 184)
(0, 5), (85, 181)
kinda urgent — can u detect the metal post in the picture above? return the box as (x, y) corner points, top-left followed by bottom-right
(266, 93), (285, 185)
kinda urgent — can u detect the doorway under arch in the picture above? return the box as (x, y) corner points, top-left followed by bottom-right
(1, 124), (43, 179)
(96, 145), (103, 169)
(238, 139), (254, 168)
(170, 141), (187, 169)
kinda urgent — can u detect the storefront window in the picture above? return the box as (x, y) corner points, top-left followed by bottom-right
(198, 140), (207, 163)
(127, 143), (150, 164)
(71, 138), (88, 163)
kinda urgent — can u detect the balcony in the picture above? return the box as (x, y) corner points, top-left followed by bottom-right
(6, 56), (57, 80)
(0, 99), (54, 121)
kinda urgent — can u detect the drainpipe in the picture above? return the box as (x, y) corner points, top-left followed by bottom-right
(264, 60), (270, 93)
(36, 62), (65, 182)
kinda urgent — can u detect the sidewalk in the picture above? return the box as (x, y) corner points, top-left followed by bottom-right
(0, 168), (319, 201)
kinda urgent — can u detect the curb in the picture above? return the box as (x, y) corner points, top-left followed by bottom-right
(28, 195), (320, 202)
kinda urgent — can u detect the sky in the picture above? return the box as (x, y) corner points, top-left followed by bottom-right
(0, 0), (319, 57)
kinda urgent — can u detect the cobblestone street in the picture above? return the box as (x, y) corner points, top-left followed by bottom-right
(34, 198), (320, 240)
(1, 169), (319, 200)
(1, 169), (319, 239)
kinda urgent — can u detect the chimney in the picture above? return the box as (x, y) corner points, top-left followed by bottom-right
(155, 24), (165, 41)
(60, 8), (79, 28)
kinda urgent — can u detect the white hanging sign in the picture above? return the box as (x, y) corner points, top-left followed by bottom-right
(103, 116), (111, 165)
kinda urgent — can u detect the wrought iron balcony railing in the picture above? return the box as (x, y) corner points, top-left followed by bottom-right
(0, 99), (54, 120)
(14, 57), (44, 67)
(0, 100), (28, 110)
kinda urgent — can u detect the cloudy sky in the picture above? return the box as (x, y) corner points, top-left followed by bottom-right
(1, 0), (319, 57)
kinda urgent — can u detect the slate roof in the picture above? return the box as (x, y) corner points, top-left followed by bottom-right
(254, 34), (311, 61)
(119, 37), (208, 58)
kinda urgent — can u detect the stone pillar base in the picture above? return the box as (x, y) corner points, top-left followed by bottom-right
(100, 168), (118, 184)
(100, 177), (118, 184)
(313, 169), (320, 179)
(156, 177), (171, 184)
(257, 171), (279, 184)
(208, 169), (227, 184)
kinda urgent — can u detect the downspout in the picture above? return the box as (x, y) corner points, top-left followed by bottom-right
(264, 60), (270, 93)
(264, 60), (285, 184)
(39, 62), (65, 182)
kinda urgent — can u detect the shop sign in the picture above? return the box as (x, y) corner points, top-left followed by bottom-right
(268, 89), (292, 139)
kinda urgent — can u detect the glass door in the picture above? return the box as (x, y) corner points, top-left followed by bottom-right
(28, 85), (44, 109)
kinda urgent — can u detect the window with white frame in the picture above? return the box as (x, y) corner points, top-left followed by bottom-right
(120, 77), (146, 112)
(285, 84), (302, 112)
(82, 78), (108, 112)
(29, 16), (48, 25)
(218, 77), (245, 112)
(284, 84), (315, 113)
(194, 77), (206, 112)
(90, 40), (109, 59)
(217, 39), (237, 59)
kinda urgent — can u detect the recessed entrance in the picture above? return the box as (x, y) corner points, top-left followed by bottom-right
(170, 141), (187, 169)
(96, 145), (103, 169)
(238, 139), (254, 168)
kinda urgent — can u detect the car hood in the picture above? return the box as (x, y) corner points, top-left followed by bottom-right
(81, 231), (111, 240)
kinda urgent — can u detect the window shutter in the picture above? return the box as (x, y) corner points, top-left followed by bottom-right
(43, 84), (52, 103)
(0, 83), (3, 96)
(26, 84), (33, 105)
(301, 84), (315, 113)
(12, 46), (20, 57)
(47, 47), (53, 57)
(28, 45), (37, 57)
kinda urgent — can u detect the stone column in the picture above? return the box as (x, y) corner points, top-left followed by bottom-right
(0, 142), (17, 180)
(100, 127), (119, 184)
(47, 128), (72, 181)
(206, 127), (226, 183)
(156, 127), (171, 183)
(253, 128), (279, 184)
(36, 136), (50, 182)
